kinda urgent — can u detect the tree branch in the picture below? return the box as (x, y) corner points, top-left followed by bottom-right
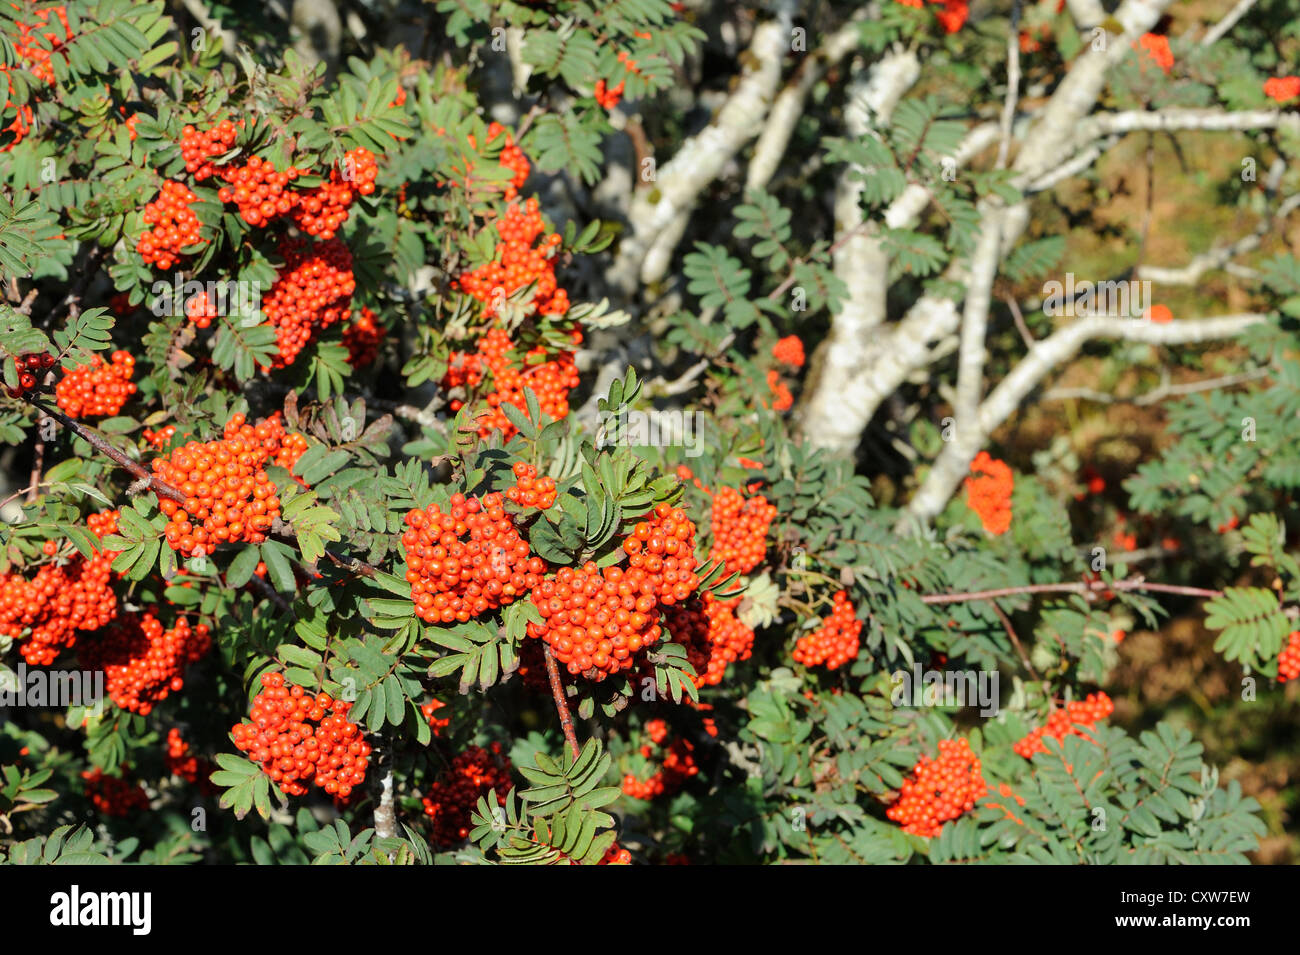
(543, 644), (580, 758)
(1202, 0), (1259, 46)
(22, 393), (185, 504)
(24, 391), (381, 579)
(920, 576), (1224, 604)
(746, 13), (868, 192)
(610, 2), (801, 291)
(903, 312), (1268, 524)
(801, 0), (1176, 453)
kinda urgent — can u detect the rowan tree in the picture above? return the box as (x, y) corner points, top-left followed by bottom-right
(0, 0), (1294, 866)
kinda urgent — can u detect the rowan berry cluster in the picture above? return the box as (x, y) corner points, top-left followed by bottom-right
(1265, 76), (1300, 103)
(78, 612), (211, 715)
(895, 0), (968, 33)
(1077, 464), (1106, 498)
(594, 79), (625, 110)
(0, 5), (71, 151)
(885, 737), (988, 837)
(622, 736), (699, 800)
(142, 423), (178, 448)
(772, 335), (805, 368)
(792, 590), (862, 669)
(965, 451), (1013, 535)
(5, 351), (56, 397)
(152, 412), (291, 557)
(343, 306), (384, 367)
(445, 122), (531, 199)
(0, 71), (33, 152)
(215, 156), (305, 227)
(164, 728), (212, 787)
(594, 49), (643, 109)
(290, 147), (378, 239)
(54, 350), (136, 419)
(1275, 630), (1300, 683)
(0, 510), (120, 666)
(12, 5), (73, 86)
(621, 502), (701, 605)
(598, 843), (633, 864)
(421, 698), (450, 735)
(137, 180), (205, 271)
(181, 119), (243, 180)
(421, 743), (514, 848)
(82, 768), (149, 817)
(456, 199), (570, 319)
(258, 236), (357, 367)
(665, 592), (754, 688)
(708, 486), (776, 577)
(528, 562), (666, 680)
(230, 672), (372, 798)
(1135, 33), (1174, 74)
(504, 461), (557, 510)
(185, 116), (376, 237)
(444, 326), (582, 439)
(643, 718), (669, 747)
(403, 484), (548, 624)
(484, 122), (530, 200)
(765, 369), (794, 411)
(1013, 691), (1114, 758)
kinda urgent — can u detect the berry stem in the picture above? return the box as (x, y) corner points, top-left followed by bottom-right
(919, 577), (1224, 604)
(543, 644), (581, 758)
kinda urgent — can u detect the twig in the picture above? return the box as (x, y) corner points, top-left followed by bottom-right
(988, 599), (1039, 679)
(25, 392), (382, 580)
(543, 644), (580, 758)
(514, 102), (544, 140)
(645, 332), (735, 397)
(21, 393), (185, 504)
(16, 288), (39, 316)
(45, 245), (105, 329)
(321, 546), (378, 579)
(1042, 366), (1271, 405)
(1202, 0), (1258, 46)
(996, 0), (1023, 170)
(920, 576), (1223, 605)
(0, 482), (48, 511)
(250, 573), (291, 612)
(1004, 292), (1034, 348)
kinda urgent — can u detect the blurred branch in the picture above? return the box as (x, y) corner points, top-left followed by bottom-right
(801, 0), (1176, 454)
(902, 313), (1268, 525)
(921, 576), (1224, 604)
(1043, 365), (1272, 405)
(746, 11), (871, 192)
(996, 0), (1023, 170)
(1202, 0), (1259, 46)
(610, 1), (801, 291)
